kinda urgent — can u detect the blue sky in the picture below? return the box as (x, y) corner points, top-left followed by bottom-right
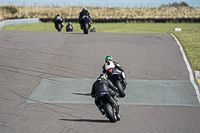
(1, 0), (200, 7)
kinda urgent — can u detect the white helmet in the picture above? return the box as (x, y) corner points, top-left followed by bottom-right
(82, 8), (87, 11)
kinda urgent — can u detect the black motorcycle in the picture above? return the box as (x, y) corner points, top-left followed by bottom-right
(81, 15), (91, 34)
(109, 71), (126, 98)
(98, 92), (120, 122)
(55, 16), (63, 32)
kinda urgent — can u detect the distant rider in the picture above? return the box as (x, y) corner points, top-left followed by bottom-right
(66, 22), (73, 31)
(91, 73), (120, 119)
(54, 13), (64, 28)
(79, 8), (91, 29)
(102, 55), (127, 85)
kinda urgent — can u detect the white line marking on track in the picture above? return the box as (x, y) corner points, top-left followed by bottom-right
(171, 33), (200, 104)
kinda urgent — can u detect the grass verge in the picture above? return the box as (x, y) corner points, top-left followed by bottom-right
(171, 31), (200, 70)
(1, 22), (200, 70)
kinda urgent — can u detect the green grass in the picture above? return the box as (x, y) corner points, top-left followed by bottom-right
(1, 22), (70, 32)
(2, 22), (200, 33)
(171, 31), (200, 70)
(92, 23), (200, 33)
(1, 22), (200, 70)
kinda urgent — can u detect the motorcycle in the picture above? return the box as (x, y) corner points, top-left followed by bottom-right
(81, 15), (91, 34)
(55, 16), (63, 32)
(66, 23), (73, 32)
(109, 70), (126, 98)
(98, 92), (120, 122)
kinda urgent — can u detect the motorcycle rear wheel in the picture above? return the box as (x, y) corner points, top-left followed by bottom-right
(104, 103), (117, 123)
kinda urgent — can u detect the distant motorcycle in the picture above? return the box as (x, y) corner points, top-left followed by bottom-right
(98, 92), (120, 122)
(81, 15), (91, 34)
(55, 16), (63, 32)
(109, 70), (126, 98)
(66, 22), (73, 32)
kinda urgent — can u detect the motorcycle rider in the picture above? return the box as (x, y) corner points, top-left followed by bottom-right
(79, 8), (91, 29)
(91, 73), (120, 119)
(66, 22), (73, 31)
(54, 13), (64, 28)
(102, 55), (127, 86)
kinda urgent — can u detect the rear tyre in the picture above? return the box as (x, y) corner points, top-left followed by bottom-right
(115, 80), (126, 98)
(104, 103), (117, 123)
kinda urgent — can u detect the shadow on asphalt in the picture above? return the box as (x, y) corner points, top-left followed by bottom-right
(59, 119), (109, 123)
(71, 93), (91, 96)
(60, 32), (86, 35)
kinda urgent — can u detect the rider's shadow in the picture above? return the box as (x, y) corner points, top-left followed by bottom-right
(59, 119), (109, 123)
(71, 93), (91, 96)
(60, 32), (87, 35)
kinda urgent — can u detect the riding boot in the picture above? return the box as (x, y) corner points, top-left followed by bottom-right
(98, 105), (105, 115)
(80, 23), (83, 29)
(123, 78), (127, 86)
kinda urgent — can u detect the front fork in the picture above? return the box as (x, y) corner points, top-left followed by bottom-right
(122, 72), (126, 79)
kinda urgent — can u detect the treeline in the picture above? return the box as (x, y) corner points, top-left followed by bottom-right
(1, 6), (17, 14)
(161, 2), (190, 7)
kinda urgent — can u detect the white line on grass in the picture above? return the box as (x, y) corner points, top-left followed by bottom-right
(171, 33), (200, 104)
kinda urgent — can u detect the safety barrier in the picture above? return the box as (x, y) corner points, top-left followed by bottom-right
(40, 18), (200, 23)
(0, 18), (39, 28)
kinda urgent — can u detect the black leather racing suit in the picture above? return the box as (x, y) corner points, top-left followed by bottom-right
(79, 10), (91, 20)
(91, 77), (119, 109)
(79, 9), (91, 29)
(66, 23), (73, 31)
(54, 14), (64, 28)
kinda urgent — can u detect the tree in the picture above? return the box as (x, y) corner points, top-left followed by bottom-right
(160, 2), (190, 7)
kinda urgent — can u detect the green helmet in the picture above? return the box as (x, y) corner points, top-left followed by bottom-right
(105, 55), (113, 62)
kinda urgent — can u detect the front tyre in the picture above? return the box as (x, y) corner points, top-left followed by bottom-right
(83, 23), (88, 34)
(57, 23), (62, 32)
(115, 80), (126, 98)
(104, 103), (117, 123)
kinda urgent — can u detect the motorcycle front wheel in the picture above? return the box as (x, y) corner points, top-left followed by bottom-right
(115, 80), (126, 98)
(57, 23), (62, 32)
(83, 23), (88, 34)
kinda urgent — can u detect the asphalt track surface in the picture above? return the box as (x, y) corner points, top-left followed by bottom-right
(0, 30), (200, 133)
